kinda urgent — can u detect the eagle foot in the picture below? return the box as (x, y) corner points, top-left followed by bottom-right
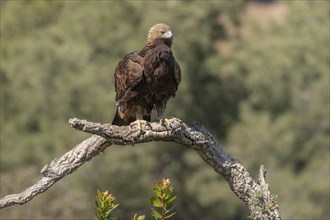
(160, 118), (171, 128)
(130, 119), (148, 130)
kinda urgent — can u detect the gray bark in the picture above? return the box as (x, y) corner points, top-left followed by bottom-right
(0, 117), (280, 219)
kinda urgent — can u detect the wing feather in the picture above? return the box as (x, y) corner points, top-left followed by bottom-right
(174, 60), (181, 89)
(114, 52), (144, 101)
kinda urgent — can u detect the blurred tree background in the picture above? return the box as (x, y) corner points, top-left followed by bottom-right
(0, 0), (329, 219)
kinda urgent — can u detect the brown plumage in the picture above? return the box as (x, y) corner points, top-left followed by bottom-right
(112, 23), (181, 126)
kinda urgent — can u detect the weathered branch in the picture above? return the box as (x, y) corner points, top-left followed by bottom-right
(0, 117), (280, 219)
(0, 135), (109, 208)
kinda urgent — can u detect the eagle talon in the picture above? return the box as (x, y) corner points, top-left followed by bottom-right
(130, 119), (148, 130)
(160, 118), (171, 128)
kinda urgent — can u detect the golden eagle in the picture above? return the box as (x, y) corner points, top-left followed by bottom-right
(112, 23), (181, 126)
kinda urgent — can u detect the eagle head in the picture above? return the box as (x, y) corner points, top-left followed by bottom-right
(146, 23), (173, 47)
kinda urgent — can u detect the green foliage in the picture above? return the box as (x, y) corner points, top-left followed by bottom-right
(150, 178), (176, 220)
(133, 214), (146, 220)
(94, 179), (175, 220)
(95, 190), (119, 220)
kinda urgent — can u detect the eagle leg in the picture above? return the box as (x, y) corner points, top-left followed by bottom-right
(156, 102), (170, 128)
(130, 109), (148, 130)
(156, 101), (165, 119)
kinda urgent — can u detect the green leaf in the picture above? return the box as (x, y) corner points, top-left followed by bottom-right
(150, 197), (163, 208)
(164, 196), (176, 205)
(153, 185), (163, 198)
(168, 204), (176, 211)
(164, 205), (176, 215)
(133, 214), (146, 220)
(151, 208), (163, 220)
(164, 212), (176, 219)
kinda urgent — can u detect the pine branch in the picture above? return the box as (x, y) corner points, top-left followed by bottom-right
(0, 117), (280, 219)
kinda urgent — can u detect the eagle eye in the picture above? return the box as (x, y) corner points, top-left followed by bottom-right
(160, 31), (165, 34)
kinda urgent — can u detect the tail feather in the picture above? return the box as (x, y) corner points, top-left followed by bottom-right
(143, 115), (151, 121)
(112, 110), (127, 126)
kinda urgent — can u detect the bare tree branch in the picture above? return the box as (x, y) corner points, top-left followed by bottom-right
(0, 135), (109, 209)
(0, 117), (280, 219)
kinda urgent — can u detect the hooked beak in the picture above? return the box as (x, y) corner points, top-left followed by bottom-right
(163, 31), (173, 39)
